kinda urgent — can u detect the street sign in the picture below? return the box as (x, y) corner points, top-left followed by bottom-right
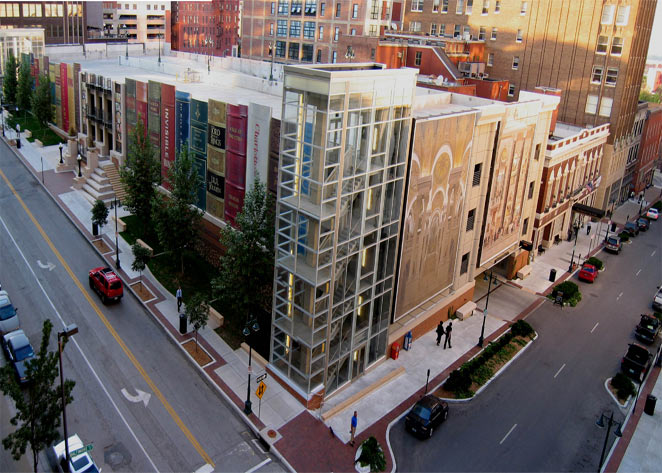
(256, 381), (267, 399)
(256, 373), (268, 383)
(71, 444), (93, 458)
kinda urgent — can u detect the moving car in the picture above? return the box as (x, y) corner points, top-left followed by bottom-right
(2, 329), (35, 384)
(653, 286), (662, 312)
(0, 290), (19, 335)
(88, 267), (123, 303)
(623, 222), (639, 236)
(621, 343), (653, 382)
(605, 236), (621, 254)
(646, 208), (659, 220)
(635, 314), (661, 344)
(637, 218), (650, 231)
(578, 263), (598, 283)
(50, 434), (100, 473)
(404, 394), (449, 439)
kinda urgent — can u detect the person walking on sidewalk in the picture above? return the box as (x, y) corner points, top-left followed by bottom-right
(350, 411), (358, 446)
(587, 224), (591, 235)
(443, 322), (453, 349)
(176, 286), (183, 312)
(436, 321), (445, 346)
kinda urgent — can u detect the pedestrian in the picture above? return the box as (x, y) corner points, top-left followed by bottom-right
(587, 224), (591, 235)
(626, 214), (629, 222)
(176, 286), (183, 312)
(436, 321), (445, 346)
(443, 322), (453, 349)
(350, 411), (358, 446)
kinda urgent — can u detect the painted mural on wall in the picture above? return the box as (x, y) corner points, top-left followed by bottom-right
(480, 108), (536, 265)
(394, 112), (476, 321)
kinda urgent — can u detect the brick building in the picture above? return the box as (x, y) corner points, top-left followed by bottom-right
(0, 1), (91, 44)
(241, 0), (400, 65)
(633, 103), (662, 193)
(171, 1), (240, 57)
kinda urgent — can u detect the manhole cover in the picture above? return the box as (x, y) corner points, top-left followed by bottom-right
(267, 429), (277, 438)
(104, 442), (132, 471)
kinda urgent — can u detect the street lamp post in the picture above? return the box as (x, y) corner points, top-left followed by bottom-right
(58, 324), (79, 469)
(158, 33), (162, 64)
(596, 411), (622, 472)
(568, 220), (580, 272)
(112, 198), (121, 269)
(16, 124), (20, 148)
(0, 87), (4, 138)
(77, 153), (82, 177)
(243, 315), (260, 415)
(478, 270), (494, 347)
(59, 142), (64, 164)
(268, 43), (275, 82)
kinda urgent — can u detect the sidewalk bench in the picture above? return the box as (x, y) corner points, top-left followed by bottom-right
(456, 301), (477, 321)
(136, 239), (153, 257)
(517, 265), (532, 279)
(114, 216), (126, 232)
(208, 306), (224, 329)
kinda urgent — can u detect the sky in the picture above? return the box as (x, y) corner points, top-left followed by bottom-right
(649, 4), (662, 60)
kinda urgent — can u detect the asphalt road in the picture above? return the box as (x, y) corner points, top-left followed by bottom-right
(391, 216), (662, 471)
(0, 141), (286, 473)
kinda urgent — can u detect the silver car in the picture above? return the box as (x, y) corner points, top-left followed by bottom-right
(654, 286), (662, 312)
(0, 290), (19, 335)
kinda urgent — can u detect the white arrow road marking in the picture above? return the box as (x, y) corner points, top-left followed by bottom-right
(554, 364), (566, 379)
(121, 388), (151, 407)
(37, 260), (55, 271)
(636, 269), (642, 276)
(500, 424), (517, 445)
(591, 322), (599, 334)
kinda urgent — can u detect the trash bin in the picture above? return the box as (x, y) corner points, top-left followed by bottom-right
(403, 331), (413, 351)
(179, 313), (187, 335)
(611, 222), (617, 232)
(645, 394), (657, 416)
(391, 342), (400, 360)
(549, 268), (557, 282)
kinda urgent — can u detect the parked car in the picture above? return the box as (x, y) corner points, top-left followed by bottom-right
(635, 314), (661, 344)
(578, 263), (598, 283)
(624, 221), (639, 236)
(88, 267), (123, 303)
(637, 218), (650, 231)
(404, 394), (449, 439)
(646, 208), (659, 220)
(50, 434), (100, 473)
(653, 286), (662, 312)
(2, 329), (35, 384)
(0, 290), (19, 335)
(621, 343), (653, 382)
(605, 236), (622, 254)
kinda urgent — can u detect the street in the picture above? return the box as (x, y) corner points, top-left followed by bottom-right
(0, 141), (286, 473)
(390, 215), (662, 471)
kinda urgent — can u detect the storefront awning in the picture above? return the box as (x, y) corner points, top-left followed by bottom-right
(572, 203), (605, 219)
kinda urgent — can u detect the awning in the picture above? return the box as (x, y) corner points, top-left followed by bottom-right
(572, 203), (605, 219)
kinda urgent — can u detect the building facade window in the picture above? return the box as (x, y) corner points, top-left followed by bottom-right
(316, 49), (322, 62)
(303, 21), (315, 38)
(591, 66), (603, 84)
(289, 42), (300, 59)
(466, 0), (473, 14)
(318, 25), (324, 39)
(335, 2), (341, 17)
(522, 217), (529, 234)
(615, 5), (630, 25)
(479, 27), (485, 40)
(270, 23), (274, 35)
(599, 97), (613, 117)
(596, 35), (608, 54)
(411, 0), (423, 12)
(460, 253), (469, 274)
(275, 40), (286, 57)
(473, 163), (482, 186)
(494, 0), (500, 12)
(332, 50), (337, 62)
(440, 24), (446, 35)
(516, 29), (523, 42)
(508, 84), (515, 97)
(512, 56), (519, 69)
(352, 3), (359, 17)
(487, 52), (494, 66)
(291, 0), (302, 14)
(334, 26), (339, 40)
(351, 28), (356, 35)
(466, 208), (476, 231)
(520, 1), (528, 14)
(290, 20), (301, 36)
(605, 68), (618, 86)
(454, 24), (461, 37)
(433, 0), (440, 13)
(463, 25), (470, 37)
(278, 0), (289, 15)
(601, 4), (615, 24)
(415, 51), (422, 66)
(441, 0), (448, 13)
(304, 0), (317, 15)
(277, 19), (287, 36)
(302, 43), (314, 61)
(431, 23), (438, 35)
(528, 181), (534, 199)
(320, 2), (325, 15)
(611, 37), (623, 55)
(410, 21), (421, 32)
(585, 94), (598, 114)
(482, 0), (489, 15)
(456, 0), (464, 14)
(491, 27), (497, 40)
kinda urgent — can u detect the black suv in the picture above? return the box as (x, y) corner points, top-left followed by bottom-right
(405, 394), (449, 439)
(624, 222), (639, 236)
(637, 218), (650, 231)
(635, 314), (661, 344)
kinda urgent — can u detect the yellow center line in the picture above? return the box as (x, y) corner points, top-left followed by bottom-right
(0, 167), (214, 468)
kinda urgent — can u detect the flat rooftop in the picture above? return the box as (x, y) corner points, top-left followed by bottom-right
(550, 122), (584, 141)
(63, 55), (284, 119)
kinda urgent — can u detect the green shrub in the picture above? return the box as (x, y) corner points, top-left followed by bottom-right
(511, 320), (534, 337)
(619, 232), (630, 242)
(355, 436), (386, 472)
(611, 373), (636, 400)
(553, 281), (579, 299)
(444, 368), (472, 393)
(586, 257), (603, 270)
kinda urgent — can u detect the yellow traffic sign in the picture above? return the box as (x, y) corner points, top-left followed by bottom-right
(256, 381), (267, 399)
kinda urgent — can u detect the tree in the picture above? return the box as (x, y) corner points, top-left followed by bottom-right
(185, 293), (209, 352)
(3, 53), (18, 105)
(16, 61), (32, 114)
(152, 146), (203, 274)
(91, 199), (109, 235)
(0, 319), (75, 473)
(212, 177), (275, 325)
(639, 90), (661, 104)
(120, 116), (161, 235)
(31, 74), (53, 133)
(131, 242), (152, 284)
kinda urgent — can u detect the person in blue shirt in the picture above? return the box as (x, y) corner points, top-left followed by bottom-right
(350, 411), (358, 446)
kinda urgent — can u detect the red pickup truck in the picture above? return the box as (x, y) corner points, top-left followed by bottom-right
(88, 267), (123, 303)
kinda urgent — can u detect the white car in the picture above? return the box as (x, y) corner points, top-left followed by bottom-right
(50, 435), (100, 473)
(654, 286), (662, 312)
(0, 290), (19, 335)
(646, 208), (659, 220)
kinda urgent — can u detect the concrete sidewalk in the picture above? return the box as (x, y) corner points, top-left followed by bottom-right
(4, 129), (661, 473)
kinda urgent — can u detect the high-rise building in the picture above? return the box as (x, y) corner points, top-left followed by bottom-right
(171, 1), (240, 57)
(0, 1), (90, 44)
(102, 1), (170, 43)
(403, 0), (657, 209)
(241, 0), (400, 65)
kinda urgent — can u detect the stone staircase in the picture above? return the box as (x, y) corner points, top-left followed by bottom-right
(102, 162), (127, 202)
(80, 166), (115, 205)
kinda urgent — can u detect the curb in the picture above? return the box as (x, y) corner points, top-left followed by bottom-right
(1, 135), (296, 473)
